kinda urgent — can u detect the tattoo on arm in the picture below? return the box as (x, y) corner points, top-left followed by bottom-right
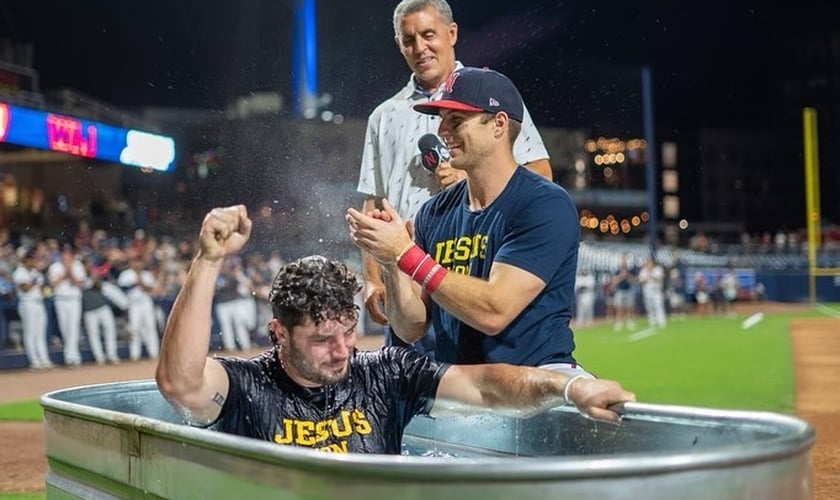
(212, 392), (226, 408)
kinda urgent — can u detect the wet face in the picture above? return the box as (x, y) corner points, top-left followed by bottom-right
(276, 315), (357, 387)
(396, 6), (457, 91)
(437, 110), (495, 170)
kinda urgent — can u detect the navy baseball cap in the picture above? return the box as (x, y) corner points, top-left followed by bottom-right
(414, 67), (524, 122)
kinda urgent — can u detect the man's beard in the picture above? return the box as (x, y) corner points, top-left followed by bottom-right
(286, 338), (349, 386)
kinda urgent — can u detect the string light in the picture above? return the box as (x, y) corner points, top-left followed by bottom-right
(579, 209), (651, 235)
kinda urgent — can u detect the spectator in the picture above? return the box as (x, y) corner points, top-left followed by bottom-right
(81, 258), (121, 365)
(612, 256), (636, 331)
(666, 267), (687, 319)
(118, 256), (160, 360)
(719, 267), (739, 316)
(47, 244), (86, 366)
(214, 257), (253, 351)
(693, 272), (711, 316)
(638, 257), (666, 329)
(574, 269), (596, 327)
(13, 248), (52, 369)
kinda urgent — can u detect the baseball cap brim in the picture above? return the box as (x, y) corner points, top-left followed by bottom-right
(414, 99), (484, 116)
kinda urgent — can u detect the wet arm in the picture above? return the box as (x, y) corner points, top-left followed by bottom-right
(381, 263), (429, 343)
(361, 196), (389, 325)
(435, 364), (634, 423)
(156, 206), (251, 424)
(155, 257), (230, 424)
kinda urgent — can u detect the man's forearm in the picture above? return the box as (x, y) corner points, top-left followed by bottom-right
(422, 263), (544, 336)
(156, 257), (222, 398)
(390, 244), (542, 336)
(437, 364), (566, 418)
(382, 264), (428, 343)
(440, 363), (630, 423)
(362, 250), (382, 285)
(481, 364), (565, 413)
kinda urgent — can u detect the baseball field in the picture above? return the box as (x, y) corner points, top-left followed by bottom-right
(1, 302), (838, 499)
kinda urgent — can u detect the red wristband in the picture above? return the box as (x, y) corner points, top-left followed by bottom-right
(423, 265), (448, 294)
(396, 243), (447, 293)
(411, 255), (436, 280)
(397, 244), (425, 275)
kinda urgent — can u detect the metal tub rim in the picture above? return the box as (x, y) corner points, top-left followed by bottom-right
(41, 379), (815, 482)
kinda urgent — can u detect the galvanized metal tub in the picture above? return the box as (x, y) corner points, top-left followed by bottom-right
(41, 380), (814, 499)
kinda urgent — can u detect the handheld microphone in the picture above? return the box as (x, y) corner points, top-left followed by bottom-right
(418, 133), (450, 172)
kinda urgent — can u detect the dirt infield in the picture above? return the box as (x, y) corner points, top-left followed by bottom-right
(1, 318), (838, 496)
(790, 317), (840, 499)
(0, 358), (160, 492)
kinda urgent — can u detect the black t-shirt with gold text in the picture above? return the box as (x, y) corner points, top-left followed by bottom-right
(212, 347), (449, 454)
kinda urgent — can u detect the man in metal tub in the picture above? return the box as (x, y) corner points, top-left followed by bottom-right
(156, 206), (634, 454)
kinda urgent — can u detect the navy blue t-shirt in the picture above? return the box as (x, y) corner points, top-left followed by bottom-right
(414, 166), (580, 366)
(212, 347), (449, 454)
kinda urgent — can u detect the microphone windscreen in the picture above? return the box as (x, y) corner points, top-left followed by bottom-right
(418, 133), (449, 172)
(418, 133), (441, 152)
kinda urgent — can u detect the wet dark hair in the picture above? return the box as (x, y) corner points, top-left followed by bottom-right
(267, 256), (361, 344)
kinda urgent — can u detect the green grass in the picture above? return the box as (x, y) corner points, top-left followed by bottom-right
(573, 306), (839, 413)
(0, 493), (45, 500)
(0, 400), (42, 422)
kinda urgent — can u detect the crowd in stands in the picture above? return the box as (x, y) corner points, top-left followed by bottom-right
(578, 235), (840, 274)
(0, 220), (294, 370)
(573, 241), (776, 331)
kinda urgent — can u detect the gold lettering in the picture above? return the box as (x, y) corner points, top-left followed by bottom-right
(273, 409), (370, 449)
(319, 440), (349, 453)
(352, 409), (372, 434)
(315, 420), (331, 443)
(454, 236), (472, 261)
(453, 265), (469, 275)
(479, 235), (488, 259)
(471, 234), (483, 258)
(434, 241), (447, 263)
(331, 410), (354, 438)
(273, 419), (294, 445)
(441, 239), (456, 265)
(295, 420), (316, 446)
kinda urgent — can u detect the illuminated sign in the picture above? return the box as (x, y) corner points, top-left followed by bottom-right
(0, 104), (9, 142)
(0, 101), (175, 171)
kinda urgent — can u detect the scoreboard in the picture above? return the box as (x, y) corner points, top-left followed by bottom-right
(0, 101), (175, 172)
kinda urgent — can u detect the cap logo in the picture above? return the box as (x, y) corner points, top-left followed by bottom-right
(489, 98), (499, 107)
(443, 72), (461, 93)
(422, 150), (438, 170)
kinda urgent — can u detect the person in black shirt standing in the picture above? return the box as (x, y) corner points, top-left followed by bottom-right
(156, 205), (634, 454)
(81, 258), (121, 365)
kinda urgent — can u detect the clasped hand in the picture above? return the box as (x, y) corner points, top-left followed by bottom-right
(346, 199), (414, 266)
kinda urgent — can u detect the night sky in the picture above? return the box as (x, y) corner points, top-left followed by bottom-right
(2, 1), (839, 232)
(0, 0), (816, 132)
